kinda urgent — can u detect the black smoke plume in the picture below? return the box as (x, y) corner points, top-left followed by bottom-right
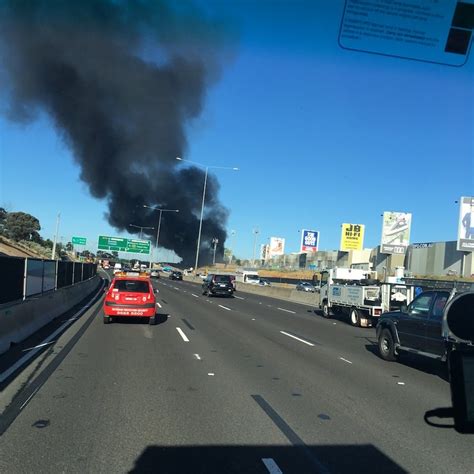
(0, 0), (233, 265)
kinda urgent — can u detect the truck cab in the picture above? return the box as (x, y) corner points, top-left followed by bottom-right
(377, 290), (451, 361)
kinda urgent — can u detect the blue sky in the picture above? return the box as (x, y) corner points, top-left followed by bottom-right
(1, 1), (473, 261)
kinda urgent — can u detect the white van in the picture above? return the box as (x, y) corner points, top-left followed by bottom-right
(113, 263), (122, 274)
(235, 270), (259, 284)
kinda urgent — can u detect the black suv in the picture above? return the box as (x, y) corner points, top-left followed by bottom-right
(169, 271), (183, 281)
(376, 290), (450, 362)
(202, 274), (234, 297)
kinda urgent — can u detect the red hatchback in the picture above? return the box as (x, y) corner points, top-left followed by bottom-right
(103, 274), (157, 325)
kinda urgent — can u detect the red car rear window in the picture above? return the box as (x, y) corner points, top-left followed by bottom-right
(112, 280), (149, 293)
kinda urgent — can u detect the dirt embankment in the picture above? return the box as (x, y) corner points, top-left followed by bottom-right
(0, 236), (44, 258)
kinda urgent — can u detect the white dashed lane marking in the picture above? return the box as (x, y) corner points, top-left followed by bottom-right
(280, 331), (314, 347)
(176, 327), (190, 342)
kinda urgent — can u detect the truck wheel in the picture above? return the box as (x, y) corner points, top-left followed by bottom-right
(378, 328), (397, 361)
(322, 301), (331, 319)
(350, 308), (360, 327)
(103, 315), (111, 324)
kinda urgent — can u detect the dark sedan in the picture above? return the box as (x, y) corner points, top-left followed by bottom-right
(169, 271), (183, 281)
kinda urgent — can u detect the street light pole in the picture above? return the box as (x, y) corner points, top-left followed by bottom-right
(195, 166), (208, 272)
(252, 228), (259, 266)
(176, 157), (239, 274)
(142, 205), (180, 270)
(229, 230), (236, 264)
(51, 212), (61, 260)
(212, 237), (219, 265)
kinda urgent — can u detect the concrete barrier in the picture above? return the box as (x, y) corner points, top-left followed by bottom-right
(184, 276), (320, 307)
(0, 276), (101, 355)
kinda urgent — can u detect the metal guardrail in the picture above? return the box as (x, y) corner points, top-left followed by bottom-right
(0, 255), (97, 305)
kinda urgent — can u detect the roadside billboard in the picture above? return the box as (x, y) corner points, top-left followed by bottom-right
(457, 196), (474, 252)
(269, 237), (285, 257)
(340, 224), (365, 251)
(381, 212), (412, 255)
(300, 229), (319, 253)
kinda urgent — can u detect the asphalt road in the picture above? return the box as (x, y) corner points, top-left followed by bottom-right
(0, 276), (471, 473)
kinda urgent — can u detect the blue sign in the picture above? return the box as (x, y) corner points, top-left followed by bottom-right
(301, 229), (319, 253)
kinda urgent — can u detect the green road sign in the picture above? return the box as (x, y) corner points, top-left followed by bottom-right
(97, 235), (150, 254)
(72, 236), (87, 245)
(127, 239), (151, 254)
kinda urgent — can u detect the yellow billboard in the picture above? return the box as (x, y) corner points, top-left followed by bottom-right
(340, 223), (365, 251)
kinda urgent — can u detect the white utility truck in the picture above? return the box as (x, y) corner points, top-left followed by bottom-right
(317, 268), (413, 327)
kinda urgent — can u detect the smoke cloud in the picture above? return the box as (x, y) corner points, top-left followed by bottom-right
(0, 0), (233, 265)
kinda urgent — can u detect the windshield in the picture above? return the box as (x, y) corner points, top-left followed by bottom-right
(0, 1), (473, 473)
(214, 275), (231, 283)
(113, 280), (149, 293)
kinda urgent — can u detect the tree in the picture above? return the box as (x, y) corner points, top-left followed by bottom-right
(3, 211), (41, 241)
(43, 238), (54, 249)
(0, 207), (7, 234)
(66, 242), (73, 252)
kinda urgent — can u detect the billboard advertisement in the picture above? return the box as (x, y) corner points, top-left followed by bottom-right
(381, 212), (412, 255)
(340, 223), (365, 251)
(457, 196), (474, 252)
(269, 237), (285, 257)
(300, 229), (319, 253)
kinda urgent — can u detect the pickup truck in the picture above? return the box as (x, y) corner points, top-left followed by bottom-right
(376, 290), (450, 361)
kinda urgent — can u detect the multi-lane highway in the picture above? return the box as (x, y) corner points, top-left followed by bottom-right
(0, 275), (471, 473)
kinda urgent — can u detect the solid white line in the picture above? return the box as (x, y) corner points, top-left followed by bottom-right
(192, 294), (199, 298)
(277, 307), (296, 314)
(0, 284), (103, 384)
(234, 295), (245, 300)
(60, 317), (78, 322)
(218, 305), (231, 311)
(176, 327), (189, 342)
(280, 331), (314, 347)
(262, 458), (283, 474)
(22, 341), (55, 352)
(20, 386), (40, 410)
(339, 357), (353, 364)
(194, 354), (201, 360)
